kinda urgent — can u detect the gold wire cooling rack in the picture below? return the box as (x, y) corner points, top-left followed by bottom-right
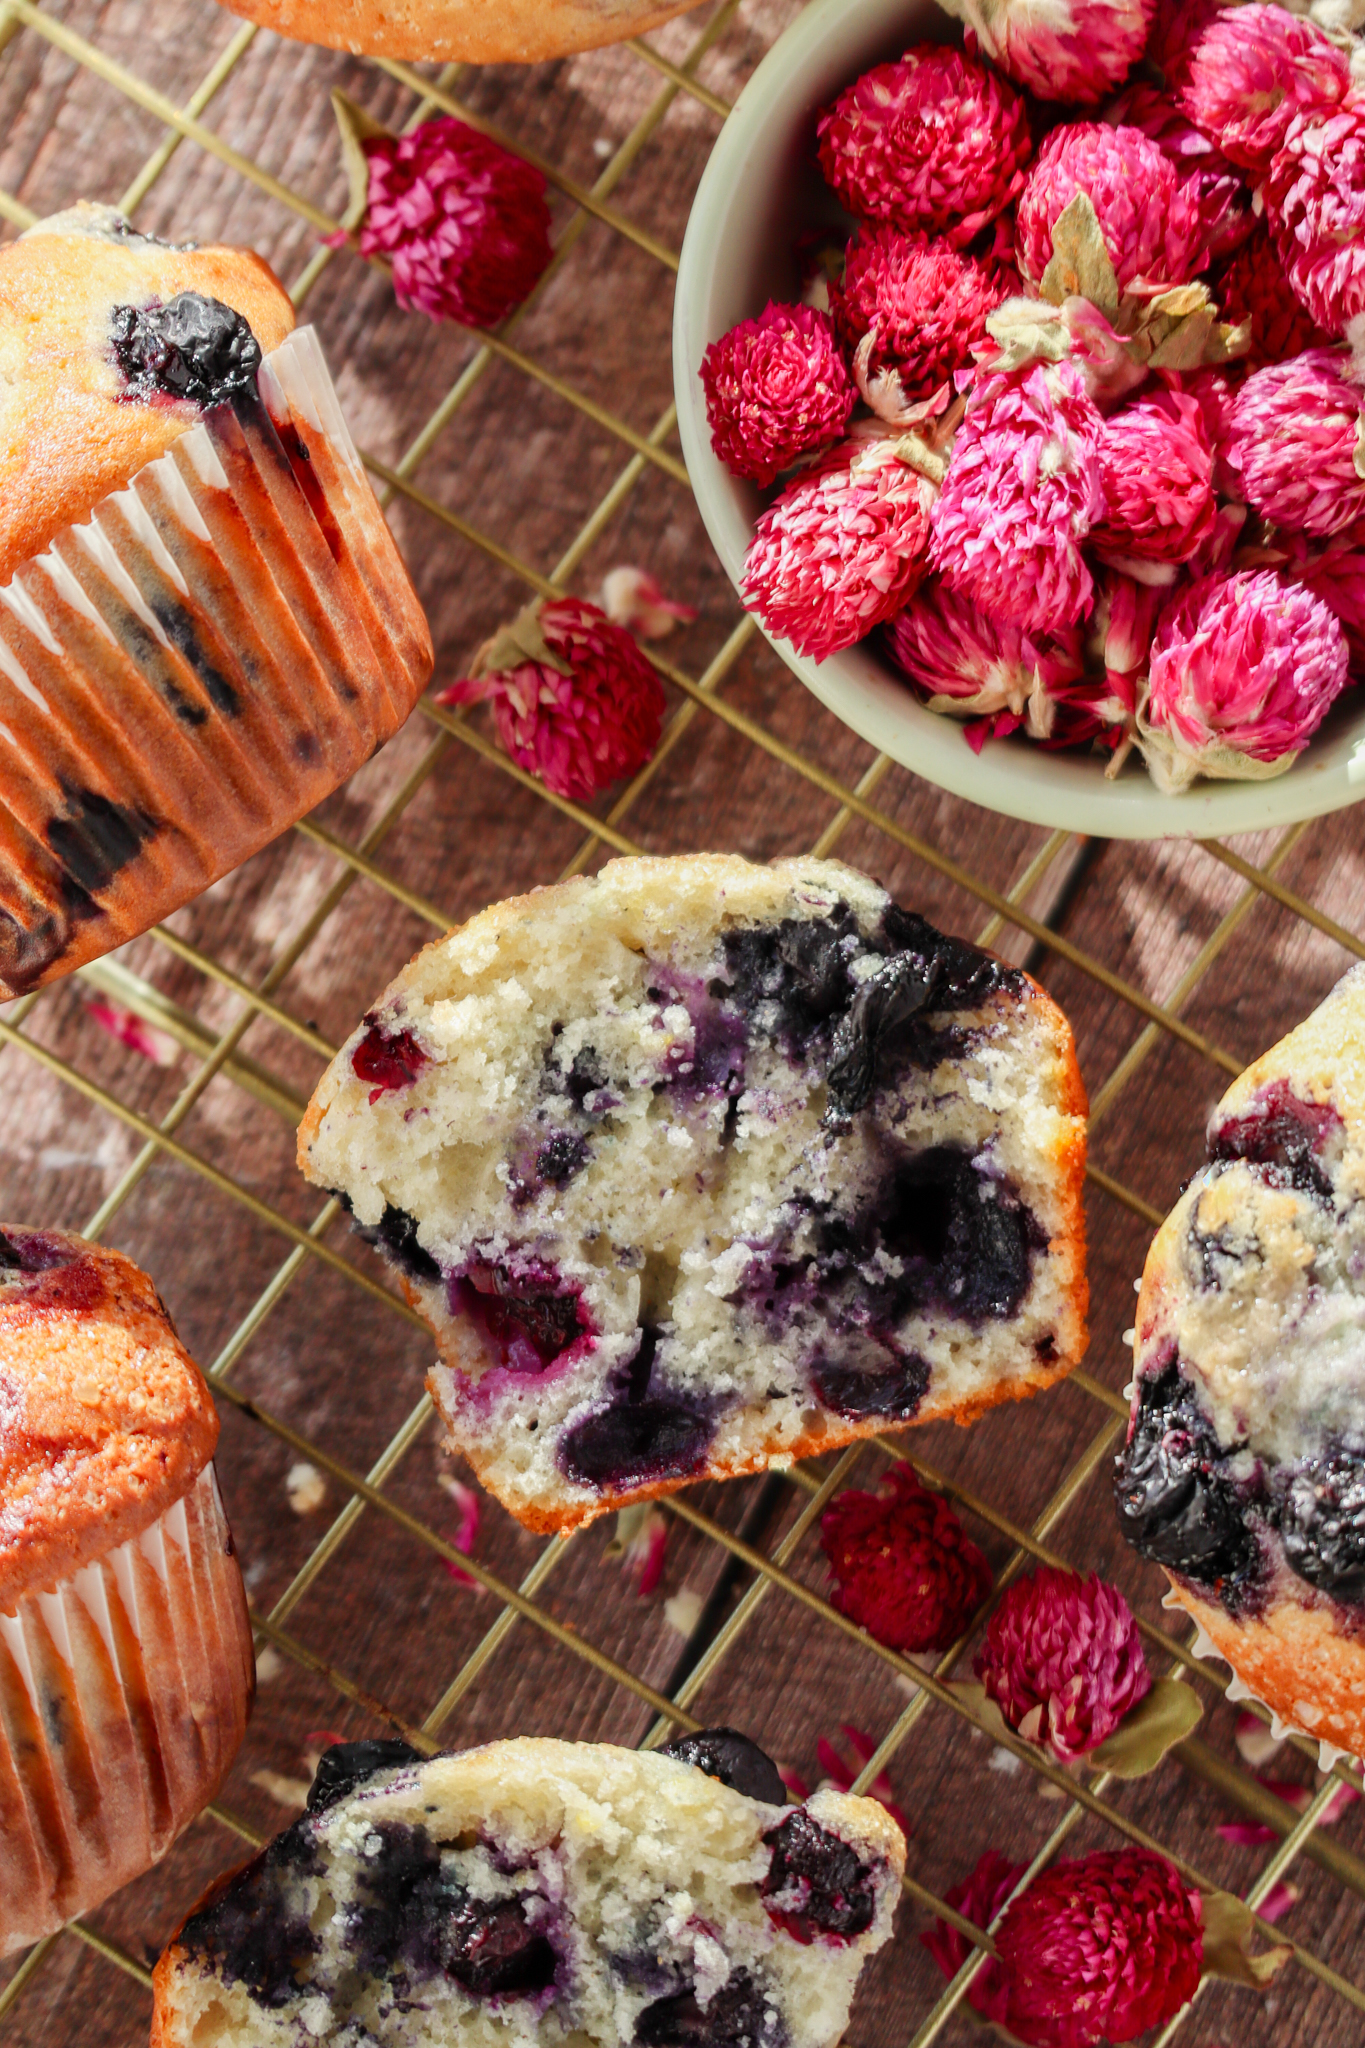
(3, 3), (1365, 2042)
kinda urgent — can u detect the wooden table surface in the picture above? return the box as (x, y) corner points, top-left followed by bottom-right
(1, 4), (1364, 2042)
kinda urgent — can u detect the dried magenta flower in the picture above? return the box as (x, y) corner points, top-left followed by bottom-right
(1105, 81), (1252, 265)
(996, 1849), (1203, 2048)
(816, 45), (1032, 249)
(1141, 569), (1351, 792)
(1223, 348), (1365, 537)
(974, 1566), (1152, 1763)
(830, 229), (1012, 409)
(700, 300), (855, 487)
(437, 596), (665, 801)
(921, 1849), (1026, 2027)
(1178, 4), (1350, 175)
(1215, 223), (1330, 370)
(740, 436), (938, 661)
(886, 582), (1086, 744)
(928, 360), (1105, 638)
(1278, 525), (1365, 668)
(359, 116), (551, 329)
(1264, 95), (1365, 339)
(1093, 388), (1217, 570)
(1016, 122), (1207, 295)
(820, 1463), (992, 1654)
(936, 0), (1156, 107)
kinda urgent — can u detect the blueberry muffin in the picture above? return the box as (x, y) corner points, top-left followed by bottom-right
(299, 853), (1088, 1533)
(0, 1226), (253, 1954)
(0, 202), (431, 997)
(218, 0), (701, 64)
(1115, 962), (1365, 1756)
(151, 1730), (904, 2047)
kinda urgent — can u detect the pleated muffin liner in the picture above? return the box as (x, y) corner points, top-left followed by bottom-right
(1166, 1588), (1360, 1773)
(0, 324), (433, 998)
(0, 1462), (254, 1953)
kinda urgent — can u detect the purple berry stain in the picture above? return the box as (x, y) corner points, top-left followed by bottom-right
(450, 1259), (589, 1373)
(352, 1013), (429, 1104)
(759, 1811), (879, 1945)
(1208, 1079), (1342, 1201)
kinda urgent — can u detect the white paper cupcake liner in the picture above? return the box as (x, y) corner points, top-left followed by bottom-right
(1164, 1587), (1359, 1773)
(0, 324), (432, 998)
(0, 1462), (253, 1953)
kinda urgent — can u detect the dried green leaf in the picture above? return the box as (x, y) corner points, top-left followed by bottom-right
(605, 1503), (653, 1560)
(331, 90), (391, 232)
(1199, 1888), (1293, 1989)
(471, 598), (572, 680)
(1085, 1679), (1202, 1778)
(983, 298), (1073, 372)
(894, 433), (950, 484)
(1039, 194), (1120, 317)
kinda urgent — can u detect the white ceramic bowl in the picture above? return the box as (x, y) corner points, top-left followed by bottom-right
(673, 0), (1365, 841)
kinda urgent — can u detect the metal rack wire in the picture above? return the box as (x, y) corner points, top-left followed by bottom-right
(1, 2), (1364, 2041)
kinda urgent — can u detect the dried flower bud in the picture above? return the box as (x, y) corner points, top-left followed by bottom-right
(921, 1849), (1027, 2028)
(1093, 388), (1217, 571)
(701, 300), (854, 486)
(1179, 4), (1350, 175)
(1264, 95), (1365, 338)
(1224, 347), (1365, 536)
(937, 0), (1156, 107)
(974, 1566), (1152, 1762)
(830, 228), (1014, 409)
(1017, 122), (1208, 296)
(820, 1463), (992, 1654)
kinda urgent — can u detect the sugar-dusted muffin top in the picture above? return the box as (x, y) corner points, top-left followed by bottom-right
(0, 1224), (218, 1608)
(0, 202), (295, 584)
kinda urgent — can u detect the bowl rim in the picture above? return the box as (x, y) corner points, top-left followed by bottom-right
(672, 0), (1365, 843)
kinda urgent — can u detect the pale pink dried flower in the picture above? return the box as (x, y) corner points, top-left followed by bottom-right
(817, 45), (1032, 249)
(939, 0), (1156, 106)
(1105, 80), (1252, 264)
(700, 300), (854, 485)
(1179, 5), (1350, 175)
(1264, 94), (1365, 338)
(1257, 1878), (1300, 1925)
(1094, 388), (1217, 570)
(1215, 223), (1330, 369)
(741, 437), (937, 661)
(928, 359), (1104, 636)
(921, 1849), (1025, 2029)
(359, 117), (551, 329)
(886, 581), (1085, 744)
(1142, 568), (1351, 789)
(1017, 122), (1208, 295)
(599, 566), (697, 642)
(1223, 347), (1365, 536)
(974, 1566), (1152, 1763)
(997, 1850), (1203, 2047)
(437, 597), (665, 801)
(830, 229), (1012, 406)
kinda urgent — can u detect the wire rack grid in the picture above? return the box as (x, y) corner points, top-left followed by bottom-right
(1, 2), (1365, 2042)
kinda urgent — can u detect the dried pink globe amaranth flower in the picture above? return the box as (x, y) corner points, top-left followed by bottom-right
(819, 1462), (992, 1654)
(1093, 388), (1217, 571)
(1215, 223), (1330, 369)
(359, 116), (551, 329)
(936, 0), (1156, 106)
(1147, 0), (1225, 96)
(1179, 4), (1350, 175)
(1276, 524), (1365, 668)
(1105, 81), (1252, 265)
(817, 45), (1032, 249)
(437, 596), (665, 801)
(1142, 568), (1351, 790)
(886, 581), (1086, 746)
(998, 1850), (1203, 2047)
(700, 300), (855, 487)
(921, 1848), (1026, 2027)
(1016, 122), (1208, 295)
(830, 229), (1013, 407)
(741, 436), (938, 661)
(1265, 94), (1365, 338)
(928, 359), (1105, 637)
(1223, 347), (1365, 535)
(974, 1566), (1152, 1763)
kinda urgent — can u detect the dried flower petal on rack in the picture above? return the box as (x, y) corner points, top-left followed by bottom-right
(1264, 95), (1365, 338)
(438, 596), (665, 802)
(933, 0), (1156, 106)
(1214, 223), (1330, 369)
(1016, 123), (1208, 299)
(921, 1848), (1027, 2025)
(815, 1724), (911, 1836)
(830, 228), (1015, 410)
(997, 1849), (1203, 2046)
(740, 436), (938, 660)
(700, 301), (855, 486)
(598, 567), (697, 642)
(819, 1463), (992, 1654)
(816, 45), (1033, 249)
(1223, 346), (1365, 536)
(974, 1567), (1151, 1763)
(928, 359), (1104, 636)
(607, 1503), (668, 1595)
(1093, 387), (1217, 571)
(356, 115), (552, 330)
(437, 1473), (482, 1591)
(1178, 4), (1351, 175)
(83, 996), (178, 1067)
(1139, 568), (1351, 792)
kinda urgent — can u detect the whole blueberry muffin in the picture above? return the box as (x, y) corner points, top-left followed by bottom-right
(218, 0), (700, 63)
(299, 853), (1089, 1532)
(151, 1731), (904, 2047)
(0, 1226), (253, 1954)
(0, 202), (431, 997)
(1115, 963), (1365, 1756)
